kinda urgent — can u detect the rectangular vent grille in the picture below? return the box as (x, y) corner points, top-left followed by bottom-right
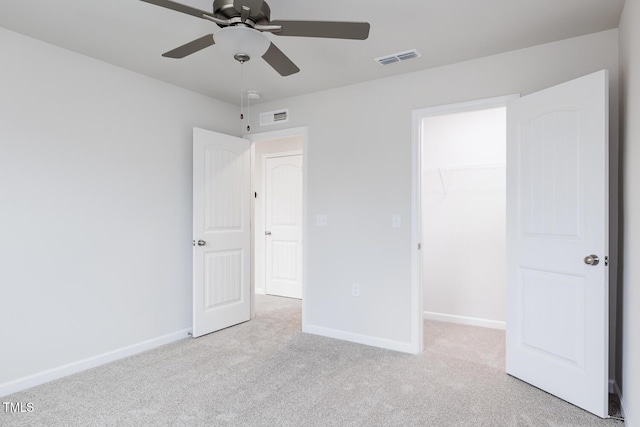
(379, 56), (399, 65)
(260, 109), (289, 126)
(375, 49), (422, 66)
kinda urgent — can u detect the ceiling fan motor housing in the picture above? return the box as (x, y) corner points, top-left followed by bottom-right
(213, 0), (271, 25)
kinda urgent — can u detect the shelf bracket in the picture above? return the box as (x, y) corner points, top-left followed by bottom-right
(437, 168), (447, 195)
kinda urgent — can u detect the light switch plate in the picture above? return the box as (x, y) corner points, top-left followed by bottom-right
(316, 214), (328, 227)
(392, 214), (402, 228)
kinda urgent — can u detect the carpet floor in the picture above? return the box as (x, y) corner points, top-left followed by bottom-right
(0, 295), (624, 426)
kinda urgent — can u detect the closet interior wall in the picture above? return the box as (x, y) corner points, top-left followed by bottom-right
(421, 107), (507, 328)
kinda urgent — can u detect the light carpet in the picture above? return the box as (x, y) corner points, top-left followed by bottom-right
(0, 295), (623, 426)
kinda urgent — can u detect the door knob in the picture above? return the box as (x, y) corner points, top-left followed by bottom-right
(197, 240), (206, 247)
(584, 254), (599, 266)
(265, 231), (272, 236)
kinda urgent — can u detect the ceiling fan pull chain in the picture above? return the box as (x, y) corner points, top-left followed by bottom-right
(247, 94), (251, 132)
(239, 61), (245, 121)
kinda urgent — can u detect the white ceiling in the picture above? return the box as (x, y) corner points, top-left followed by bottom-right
(0, 0), (625, 105)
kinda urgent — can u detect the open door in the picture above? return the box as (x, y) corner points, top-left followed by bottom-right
(506, 70), (609, 417)
(192, 128), (251, 337)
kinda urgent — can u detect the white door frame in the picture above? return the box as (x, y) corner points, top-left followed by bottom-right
(410, 95), (519, 354)
(246, 127), (308, 321)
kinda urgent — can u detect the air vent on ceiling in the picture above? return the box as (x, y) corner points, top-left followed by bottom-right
(374, 49), (422, 66)
(260, 109), (289, 126)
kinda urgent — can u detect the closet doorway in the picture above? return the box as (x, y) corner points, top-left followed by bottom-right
(417, 96), (515, 334)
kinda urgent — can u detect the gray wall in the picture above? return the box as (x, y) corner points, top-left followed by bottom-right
(619, 0), (639, 424)
(0, 27), (239, 388)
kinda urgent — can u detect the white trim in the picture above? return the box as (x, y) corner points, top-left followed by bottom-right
(245, 126), (309, 144)
(612, 381), (627, 421)
(413, 94), (520, 118)
(411, 94), (519, 357)
(249, 138), (256, 319)
(246, 127), (309, 329)
(0, 329), (191, 397)
(303, 324), (414, 354)
(410, 108), (424, 355)
(423, 311), (506, 330)
(261, 150), (302, 160)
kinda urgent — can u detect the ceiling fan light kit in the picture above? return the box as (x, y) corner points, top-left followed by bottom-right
(214, 26), (270, 62)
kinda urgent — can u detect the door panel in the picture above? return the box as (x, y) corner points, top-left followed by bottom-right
(265, 155), (302, 299)
(520, 268), (585, 365)
(204, 250), (243, 308)
(193, 128), (251, 337)
(506, 70), (608, 417)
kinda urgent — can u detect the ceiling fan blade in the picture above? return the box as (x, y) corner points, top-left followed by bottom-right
(269, 20), (370, 40)
(262, 42), (300, 76)
(162, 34), (215, 59)
(233, 0), (264, 14)
(139, 0), (210, 19)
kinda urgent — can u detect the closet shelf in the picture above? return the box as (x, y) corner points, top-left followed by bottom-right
(423, 163), (506, 172)
(424, 164), (506, 195)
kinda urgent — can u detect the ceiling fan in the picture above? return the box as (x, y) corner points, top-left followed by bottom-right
(140, 0), (371, 76)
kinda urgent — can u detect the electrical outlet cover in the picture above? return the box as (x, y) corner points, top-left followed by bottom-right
(316, 214), (328, 227)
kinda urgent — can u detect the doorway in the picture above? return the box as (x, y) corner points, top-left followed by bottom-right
(247, 127), (308, 317)
(421, 105), (507, 330)
(410, 95), (517, 353)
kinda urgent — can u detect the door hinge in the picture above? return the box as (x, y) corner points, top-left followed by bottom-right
(254, 192), (257, 198)
(418, 243), (421, 250)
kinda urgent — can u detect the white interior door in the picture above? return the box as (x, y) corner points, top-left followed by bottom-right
(265, 154), (302, 299)
(193, 128), (251, 337)
(506, 70), (609, 417)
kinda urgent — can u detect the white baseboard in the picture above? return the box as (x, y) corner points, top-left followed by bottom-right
(423, 311), (506, 330)
(0, 328), (192, 398)
(303, 323), (414, 354)
(613, 380), (630, 423)
(255, 288), (266, 295)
